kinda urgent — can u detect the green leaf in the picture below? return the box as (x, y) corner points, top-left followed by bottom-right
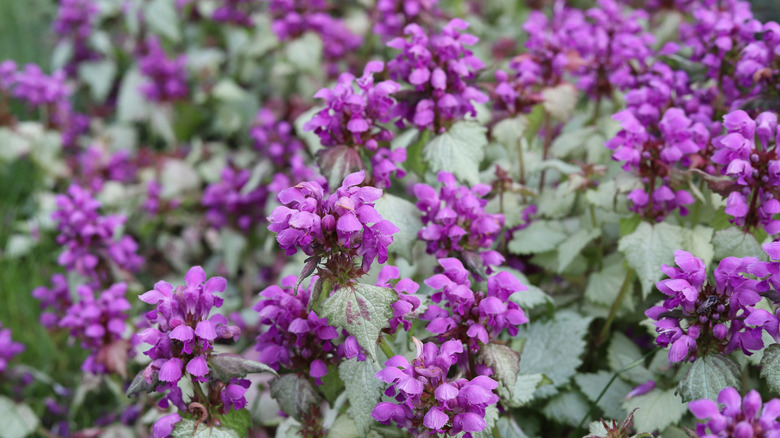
(760, 344), (780, 394)
(550, 126), (598, 157)
(320, 283), (397, 359)
(218, 409), (252, 436)
(558, 227), (601, 273)
(622, 389), (687, 433)
(373, 193), (422, 261)
(574, 371), (632, 420)
(208, 353), (277, 382)
(492, 116), (527, 150)
(677, 354), (741, 402)
(618, 222), (685, 299)
(607, 333), (654, 385)
(284, 32), (323, 72)
(422, 121), (487, 185)
(79, 60), (117, 102)
(316, 145), (364, 191)
(585, 261), (630, 309)
(586, 180), (620, 211)
(0, 396), (38, 438)
(338, 358), (384, 435)
(515, 311), (592, 398)
(541, 83), (578, 121)
(471, 405), (500, 438)
(220, 228), (247, 278)
(542, 390), (590, 427)
(478, 343), (520, 393)
(145, 0), (180, 42)
(712, 227), (767, 261)
(172, 419), (240, 438)
(508, 220), (568, 255)
(269, 374), (321, 422)
(537, 182), (577, 219)
(327, 415), (362, 438)
(493, 417), (529, 438)
(680, 225), (714, 268)
(117, 69), (149, 122)
(500, 373), (548, 407)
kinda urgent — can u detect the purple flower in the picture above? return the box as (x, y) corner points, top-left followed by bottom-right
(268, 170), (398, 276)
(202, 165), (270, 230)
(254, 275), (339, 380)
(0, 323), (25, 374)
(387, 19), (487, 132)
(32, 274), (72, 328)
(647, 250), (769, 363)
(53, 0), (100, 76)
(372, 339), (498, 436)
(138, 36), (188, 102)
(220, 378), (251, 411)
(421, 258), (528, 351)
(376, 265), (421, 334)
(415, 171), (505, 270)
(52, 185), (143, 281)
(139, 266), (240, 405)
(689, 387), (780, 437)
(372, 0), (441, 41)
(212, 0), (254, 27)
(58, 283), (131, 374)
(152, 412), (181, 438)
(712, 110), (780, 235)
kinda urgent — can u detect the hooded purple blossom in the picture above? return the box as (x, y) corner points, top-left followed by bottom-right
(415, 171), (505, 270)
(53, 0), (100, 76)
(58, 283), (130, 374)
(32, 274), (72, 329)
(52, 185), (143, 282)
(387, 18), (488, 132)
(202, 166), (269, 231)
(138, 36), (188, 102)
(212, 0), (254, 27)
(647, 250), (770, 363)
(138, 266), (241, 414)
(254, 275), (339, 384)
(268, 170), (398, 275)
(689, 387), (780, 437)
(711, 110), (780, 235)
(372, 339), (498, 437)
(375, 265), (422, 334)
(372, 0), (441, 41)
(421, 258), (528, 351)
(0, 323), (25, 374)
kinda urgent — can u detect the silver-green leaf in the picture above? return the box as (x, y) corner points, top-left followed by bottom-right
(320, 283), (397, 359)
(618, 222), (685, 299)
(622, 389), (687, 433)
(677, 354), (741, 403)
(339, 358), (383, 435)
(373, 194), (422, 261)
(0, 397), (39, 438)
(760, 344), (780, 394)
(422, 121), (487, 185)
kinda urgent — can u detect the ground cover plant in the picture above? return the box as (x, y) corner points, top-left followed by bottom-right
(5, 0), (780, 437)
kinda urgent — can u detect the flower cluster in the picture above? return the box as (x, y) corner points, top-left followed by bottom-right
(212, 0), (254, 27)
(252, 108), (306, 168)
(138, 37), (188, 103)
(711, 110), (780, 235)
(268, 170), (398, 278)
(202, 166), (269, 231)
(387, 18), (487, 131)
(376, 265), (421, 334)
(53, 0), (100, 76)
(52, 185), (143, 281)
(415, 171), (505, 270)
(735, 21), (780, 96)
(32, 274), (72, 329)
(646, 250), (769, 363)
(267, 0), (362, 77)
(372, 0), (441, 41)
(138, 266), (242, 417)
(72, 145), (136, 193)
(689, 387), (780, 437)
(372, 339), (499, 437)
(254, 275), (339, 384)
(0, 323), (25, 374)
(421, 258), (528, 351)
(58, 283), (130, 374)
(520, 7), (590, 87)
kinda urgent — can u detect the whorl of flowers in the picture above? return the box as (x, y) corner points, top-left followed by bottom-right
(305, 61), (399, 151)
(711, 110), (780, 235)
(372, 0), (441, 41)
(52, 185), (143, 281)
(212, 0), (254, 27)
(372, 339), (499, 437)
(253, 275), (339, 385)
(32, 274), (72, 329)
(387, 18), (488, 132)
(202, 166), (269, 231)
(375, 265), (422, 334)
(252, 108), (307, 168)
(53, 0), (100, 75)
(606, 105), (707, 220)
(138, 37), (188, 103)
(138, 266), (242, 419)
(421, 258), (528, 351)
(734, 21), (780, 95)
(72, 145), (136, 193)
(689, 387), (780, 437)
(58, 283), (130, 374)
(646, 250), (769, 363)
(267, 170), (398, 277)
(521, 6), (591, 86)
(414, 171), (505, 270)
(0, 323), (25, 374)
(267, 0), (362, 76)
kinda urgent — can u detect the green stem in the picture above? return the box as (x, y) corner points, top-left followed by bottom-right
(596, 269), (635, 346)
(378, 336), (395, 359)
(191, 377), (209, 405)
(492, 424), (502, 438)
(574, 347), (661, 434)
